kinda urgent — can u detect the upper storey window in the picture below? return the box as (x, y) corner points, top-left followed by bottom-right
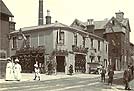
(74, 33), (77, 46)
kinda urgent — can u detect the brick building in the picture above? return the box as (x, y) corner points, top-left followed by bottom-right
(0, 0), (15, 58)
(0, 0), (15, 78)
(130, 43), (134, 65)
(71, 11), (131, 70)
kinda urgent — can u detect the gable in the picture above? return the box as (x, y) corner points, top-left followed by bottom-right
(71, 19), (86, 31)
(0, 0), (13, 17)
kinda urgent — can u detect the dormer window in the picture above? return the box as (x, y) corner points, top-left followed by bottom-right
(12, 37), (17, 49)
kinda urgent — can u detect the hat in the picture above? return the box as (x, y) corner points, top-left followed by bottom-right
(15, 59), (19, 62)
(7, 57), (11, 61)
(34, 64), (38, 67)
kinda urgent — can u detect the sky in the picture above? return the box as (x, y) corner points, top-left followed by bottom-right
(3, 0), (134, 43)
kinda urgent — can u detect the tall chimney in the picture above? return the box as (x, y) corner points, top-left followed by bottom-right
(38, 0), (44, 25)
(46, 10), (51, 24)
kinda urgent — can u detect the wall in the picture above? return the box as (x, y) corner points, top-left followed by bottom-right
(0, 14), (10, 57)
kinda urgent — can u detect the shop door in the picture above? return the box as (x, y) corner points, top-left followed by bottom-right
(56, 56), (65, 72)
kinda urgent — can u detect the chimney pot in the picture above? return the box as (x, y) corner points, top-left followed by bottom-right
(46, 10), (51, 24)
(47, 10), (50, 16)
(115, 11), (124, 22)
(87, 19), (94, 25)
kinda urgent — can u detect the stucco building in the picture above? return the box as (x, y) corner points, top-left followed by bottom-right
(9, 11), (108, 74)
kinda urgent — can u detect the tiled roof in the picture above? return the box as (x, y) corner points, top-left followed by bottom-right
(94, 20), (109, 29)
(71, 19), (109, 29)
(0, 0), (13, 17)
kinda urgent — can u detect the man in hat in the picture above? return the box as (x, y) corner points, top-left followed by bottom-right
(100, 66), (106, 82)
(5, 57), (14, 81)
(123, 66), (132, 90)
(14, 58), (22, 81)
(108, 68), (114, 85)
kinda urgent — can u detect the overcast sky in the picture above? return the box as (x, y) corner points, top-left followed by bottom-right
(3, 0), (134, 43)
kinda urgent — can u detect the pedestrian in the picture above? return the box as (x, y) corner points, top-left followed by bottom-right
(5, 57), (15, 81)
(108, 68), (114, 85)
(14, 58), (22, 81)
(100, 66), (106, 82)
(123, 66), (131, 90)
(33, 61), (40, 80)
(69, 64), (73, 75)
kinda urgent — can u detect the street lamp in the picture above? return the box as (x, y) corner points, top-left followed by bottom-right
(18, 28), (23, 40)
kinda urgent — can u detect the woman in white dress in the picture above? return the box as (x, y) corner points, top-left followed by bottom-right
(14, 58), (22, 81)
(5, 57), (14, 81)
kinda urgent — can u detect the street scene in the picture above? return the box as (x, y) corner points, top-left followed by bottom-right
(1, 0), (134, 91)
(0, 72), (128, 91)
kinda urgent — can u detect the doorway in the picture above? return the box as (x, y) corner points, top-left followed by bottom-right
(56, 56), (65, 72)
(75, 54), (86, 73)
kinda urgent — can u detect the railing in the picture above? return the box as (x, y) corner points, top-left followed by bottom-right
(56, 43), (66, 51)
(72, 45), (88, 53)
(51, 43), (68, 56)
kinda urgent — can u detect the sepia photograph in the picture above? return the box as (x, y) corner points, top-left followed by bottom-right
(0, 0), (134, 91)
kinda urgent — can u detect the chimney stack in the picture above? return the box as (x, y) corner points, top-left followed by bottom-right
(46, 10), (51, 24)
(38, 0), (44, 25)
(86, 19), (95, 33)
(115, 11), (124, 22)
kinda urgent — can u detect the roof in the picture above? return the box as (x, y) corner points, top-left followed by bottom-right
(11, 22), (70, 33)
(10, 21), (106, 41)
(0, 0), (13, 17)
(94, 20), (109, 29)
(71, 19), (109, 30)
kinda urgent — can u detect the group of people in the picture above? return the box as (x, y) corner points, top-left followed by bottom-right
(5, 57), (22, 81)
(100, 64), (134, 90)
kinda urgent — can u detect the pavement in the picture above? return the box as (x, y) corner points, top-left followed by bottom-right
(0, 72), (100, 83)
(1, 71), (133, 91)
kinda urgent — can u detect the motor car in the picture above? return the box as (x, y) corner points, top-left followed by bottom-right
(88, 62), (101, 74)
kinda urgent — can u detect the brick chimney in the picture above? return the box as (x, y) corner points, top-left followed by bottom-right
(38, 0), (44, 25)
(46, 10), (51, 24)
(115, 11), (124, 22)
(86, 19), (95, 33)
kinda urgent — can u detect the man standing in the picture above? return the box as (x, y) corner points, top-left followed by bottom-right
(123, 67), (131, 90)
(33, 61), (40, 80)
(5, 57), (14, 81)
(100, 66), (106, 82)
(14, 58), (22, 81)
(108, 68), (114, 85)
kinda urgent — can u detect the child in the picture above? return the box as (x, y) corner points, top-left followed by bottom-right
(33, 61), (40, 80)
